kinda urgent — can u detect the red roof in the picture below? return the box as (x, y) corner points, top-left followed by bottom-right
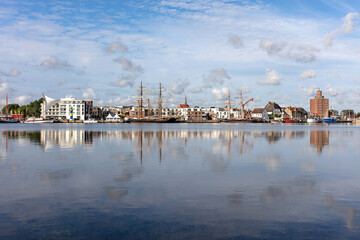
(177, 104), (190, 108)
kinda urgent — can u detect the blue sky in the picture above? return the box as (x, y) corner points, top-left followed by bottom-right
(0, 0), (359, 111)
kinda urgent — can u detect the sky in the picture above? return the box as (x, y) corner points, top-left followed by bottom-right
(0, 0), (360, 111)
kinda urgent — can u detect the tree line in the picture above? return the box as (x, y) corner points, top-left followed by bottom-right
(1, 98), (43, 118)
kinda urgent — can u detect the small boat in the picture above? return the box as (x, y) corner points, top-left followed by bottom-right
(0, 118), (20, 123)
(307, 118), (318, 123)
(285, 119), (297, 123)
(84, 119), (98, 123)
(271, 120), (281, 124)
(24, 117), (54, 123)
(322, 117), (337, 123)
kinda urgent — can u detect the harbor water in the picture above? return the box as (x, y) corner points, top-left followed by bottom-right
(0, 123), (360, 239)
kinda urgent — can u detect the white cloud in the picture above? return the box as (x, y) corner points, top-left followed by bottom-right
(203, 67), (230, 88)
(0, 69), (21, 77)
(324, 84), (342, 97)
(113, 57), (144, 73)
(323, 12), (359, 48)
(300, 70), (316, 79)
(40, 56), (72, 69)
(111, 74), (138, 88)
(259, 40), (319, 63)
(0, 80), (8, 94)
(189, 87), (203, 93)
(298, 84), (318, 96)
(14, 95), (31, 105)
(106, 41), (129, 53)
(258, 69), (282, 85)
(112, 80), (134, 88)
(82, 88), (96, 99)
(212, 87), (229, 100)
(170, 79), (190, 94)
(228, 34), (243, 49)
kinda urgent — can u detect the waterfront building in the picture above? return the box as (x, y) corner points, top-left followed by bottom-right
(251, 108), (269, 121)
(284, 107), (308, 120)
(42, 97), (85, 120)
(264, 102), (282, 118)
(84, 100), (93, 119)
(310, 89), (329, 118)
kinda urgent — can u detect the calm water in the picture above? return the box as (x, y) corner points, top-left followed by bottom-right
(1, 123), (360, 239)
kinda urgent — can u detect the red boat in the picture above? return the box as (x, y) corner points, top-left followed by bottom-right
(285, 119), (298, 123)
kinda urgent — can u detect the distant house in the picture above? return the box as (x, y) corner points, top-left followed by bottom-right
(264, 102), (282, 120)
(265, 102), (282, 116)
(284, 107), (308, 120)
(251, 108), (269, 121)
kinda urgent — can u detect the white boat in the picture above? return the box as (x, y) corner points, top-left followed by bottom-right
(83, 119), (98, 123)
(307, 118), (318, 123)
(24, 117), (54, 123)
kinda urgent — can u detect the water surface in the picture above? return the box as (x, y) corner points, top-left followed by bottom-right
(0, 123), (360, 239)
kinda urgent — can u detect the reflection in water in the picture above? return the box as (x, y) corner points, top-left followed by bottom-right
(310, 131), (329, 153)
(0, 126), (360, 239)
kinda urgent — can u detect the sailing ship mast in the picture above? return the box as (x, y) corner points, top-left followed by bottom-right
(137, 81), (144, 119)
(6, 93), (8, 119)
(156, 83), (166, 120)
(146, 88), (150, 117)
(224, 90), (232, 120)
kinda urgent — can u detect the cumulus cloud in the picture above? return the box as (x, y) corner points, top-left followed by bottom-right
(258, 69), (282, 85)
(40, 56), (72, 69)
(203, 67), (230, 88)
(111, 74), (138, 88)
(97, 96), (132, 106)
(57, 79), (67, 86)
(228, 34), (243, 49)
(0, 80), (8, 93)
(0, 69), (21, 77)
(113, 57), (144, 73)
(323, 12), (359, 48)
(169, 79), (190, 94)
(212, 87), (229, 100)
(82, 88), (96, 99)
(259, 40), (319, 63)
(300, 70), (316, 79)
(14, 95), (31, 105)
(324, 84), (343, 97)
(189, 87), (203, 93)
(106, 41), (129, 53)
(298, 84), (318, 96)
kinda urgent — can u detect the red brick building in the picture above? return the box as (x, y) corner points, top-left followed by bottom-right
(310, 89), (329, 118)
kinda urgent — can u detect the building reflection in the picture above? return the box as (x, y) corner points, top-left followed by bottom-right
(310, 131), (329, 153)
(1, 129), (306, 158)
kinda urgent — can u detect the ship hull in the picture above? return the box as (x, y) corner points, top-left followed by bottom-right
(24, 118), (54, 123)
(130, 118), (177, 123)
(0, 119), (20, 123)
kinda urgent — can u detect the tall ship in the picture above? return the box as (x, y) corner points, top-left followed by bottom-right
(24, 93), (56, 123)
(0, 93), (20, 123)
(129, 82), (176, 123)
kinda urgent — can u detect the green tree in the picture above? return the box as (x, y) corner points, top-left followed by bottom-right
(27, 98), (43, 117)
(1, 104), (20, 115)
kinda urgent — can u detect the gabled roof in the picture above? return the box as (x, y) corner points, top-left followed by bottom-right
(265, 102), (281, 112)
(252, 108), (265, 114)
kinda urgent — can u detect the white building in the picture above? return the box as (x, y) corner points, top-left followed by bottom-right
(251, 108), (269, 121)
(42, 97), (85, 120)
